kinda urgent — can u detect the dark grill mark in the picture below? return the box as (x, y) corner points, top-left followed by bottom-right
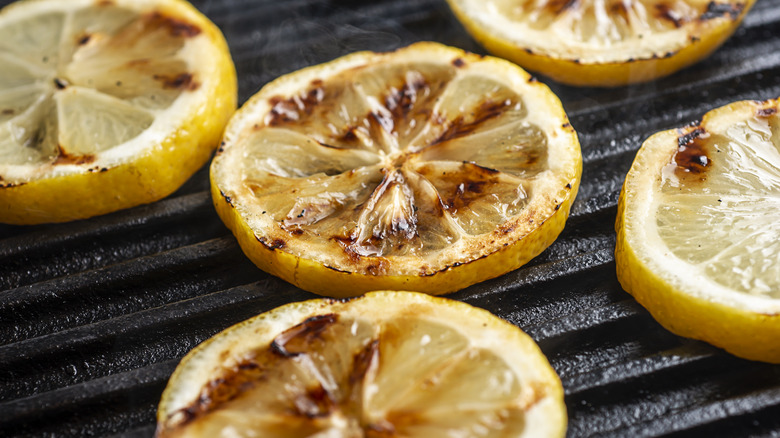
(0, 180), (24, 189)
(610, 1), (630, 21)
(419, 162), (500, 214)
(433, 99), (512, 144)
(369, 110), (394, 133)
(325, 265), (350, 273)
(2, 109), (13, 115)
(673, 127), (711, 176)
(757, 107), (778, 117)
(53, 78), (68, 90)
(341, 127), (358, 143)
(77, 33), (91, 46)
(452, 58), (465, 68)
(172, 355), (270, 427)
(256, 236), (288, 250)
(146, 12), (202, 38)
(545, 0), (579, 14)
(350, 340), (379, 385)
(52, 146), (95, 166)
(266, 86), (325, 126)
(385, 76), (429, 123)
(333, 235), (363, 262)
(656, 3), (687, 28)
(270, 314), (339, 358)
(220, 190), (233, 207)
(154, 72), (200, 91)
(701, 1), (745, 20)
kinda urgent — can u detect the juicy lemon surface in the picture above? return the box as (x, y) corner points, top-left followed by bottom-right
(446, 0), (756, 86)
(0, 0), (237, 224)
(156, 291), (567, 437)
(616, 98), (780, 363)
(211, 42), (581, 297)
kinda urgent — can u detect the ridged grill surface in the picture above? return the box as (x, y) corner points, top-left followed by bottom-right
(1, 0), (780, 436)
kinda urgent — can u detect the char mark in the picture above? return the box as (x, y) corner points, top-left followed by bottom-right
(146, 11), (202, 37)
(655, 3), (686, 28)
(433, 99), (511, 145)
(674, 127), (711, 175)
(53, 145), (95, 166)
(154, 72), (200, 91)
(270, 314), (339, 358)
(701, 1), (745, 20)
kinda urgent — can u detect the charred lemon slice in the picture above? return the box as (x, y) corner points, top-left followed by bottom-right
(616, 98), (780, 363)
(156, 291), (567, 437)
(446, 0), (756, 87)
(0, 0), (237, 224)
(211, 42), (581, 297)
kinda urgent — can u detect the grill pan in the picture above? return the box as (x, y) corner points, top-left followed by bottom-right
(1, 0), (780, 436)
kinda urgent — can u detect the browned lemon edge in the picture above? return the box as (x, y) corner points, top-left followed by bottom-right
(447, 0), (755, 87)
(156, 291), (567, 436)
(211, 173), (579, 297)
(615, 121), (780, 364)
(0, 0), (238, 225)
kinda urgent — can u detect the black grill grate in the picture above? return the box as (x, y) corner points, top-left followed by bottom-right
(2, 0), (780, 436)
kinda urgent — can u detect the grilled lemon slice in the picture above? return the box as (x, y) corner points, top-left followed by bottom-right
(0, 0), (237, 224)
(156, 291), (567, 437)
(446, 0), (756, 87)
(616, 98), (780, 363)
(211, 42), (581, 297)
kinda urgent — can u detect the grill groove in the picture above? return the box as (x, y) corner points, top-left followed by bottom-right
(1, 0), (779, 436)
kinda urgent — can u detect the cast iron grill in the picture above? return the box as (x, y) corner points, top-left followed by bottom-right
(1, 0), (780, 436)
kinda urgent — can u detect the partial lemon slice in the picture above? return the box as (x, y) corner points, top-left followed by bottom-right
(156, 291), (567, 437)
(446, 0), (756, 87)
(0, 0), (237, 224)
(616, 98), (780, 363)
(211, 41), (581, 297)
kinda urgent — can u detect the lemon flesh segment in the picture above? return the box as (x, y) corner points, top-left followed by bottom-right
(446, 0), (755, 87)
(616, 98), (780, 363)
(0, 0), (237, 224)
(156, 291), (567, 438)
(212, 42), (581, 296)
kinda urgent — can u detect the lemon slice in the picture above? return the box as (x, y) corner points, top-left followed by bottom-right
(211, 42), (581, 297)
(156, 291), (567, 437)
(0, 0), (237, 224)
(445, 0), (756, 87)
(616, 98), (780, 363)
